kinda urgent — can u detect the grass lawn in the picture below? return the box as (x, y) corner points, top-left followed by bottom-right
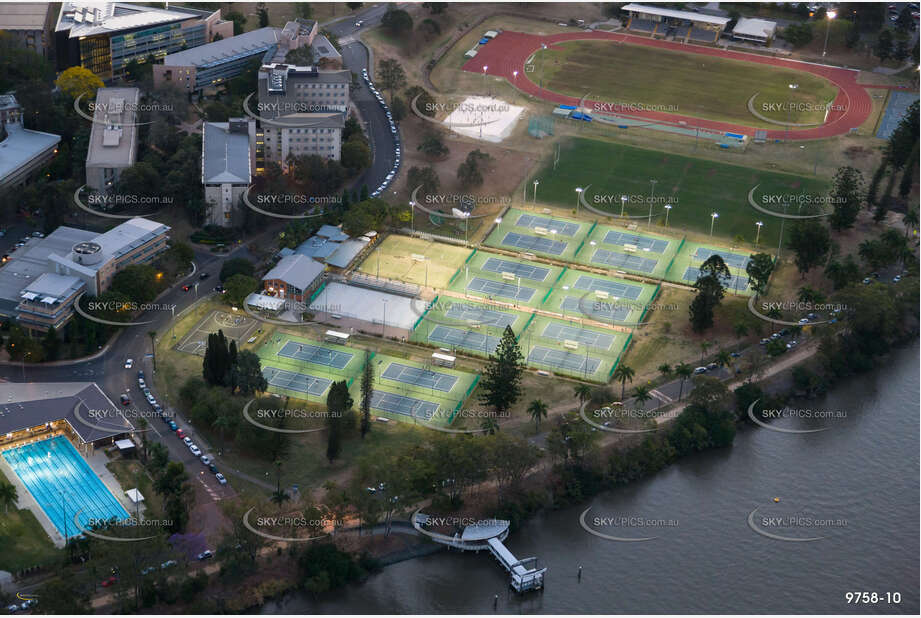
(530, 40), (838, 126)
(0, 468), (60, 572)
(531, 137), (829, 248)
(357, 234), (473, 289)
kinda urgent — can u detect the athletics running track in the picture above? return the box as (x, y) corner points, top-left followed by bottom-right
(462, 30), (882, 140)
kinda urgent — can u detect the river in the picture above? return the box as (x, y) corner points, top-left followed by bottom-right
(264, 343), (919, 614)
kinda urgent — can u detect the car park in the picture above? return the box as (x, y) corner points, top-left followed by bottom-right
(215, 473), (227, 485)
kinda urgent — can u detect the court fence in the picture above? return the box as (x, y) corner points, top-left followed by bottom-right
(413, 296), (434, 331)
(449, 374), (481, 425)
(662, 236), (687, 281)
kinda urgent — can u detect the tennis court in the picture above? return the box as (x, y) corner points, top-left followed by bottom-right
(602, 230), (670, 253)
(541, 321), (615, 350)
(515, 213), (582, 237)
(664, 240), (757, 295)
(543, 269), (658, 325)
(589, 248), (658, 274)
(370, 391), (440, 421)
(381, 362), (458, 392)
(444, 302), (518, 327)
(278, 341), (354, 369)
(262, 366), (332, 396)
(692, 247), (751, 269)
(467, 276), (536, 302)
(480, 256), (550, 282)
(502, 231), (568, 256)
(682, 266), (750, 292)
(560, 295), (631, 323)
(426, 324), (500, 354)
(528, 345), (600, 374)
(572, 274), (643, 300)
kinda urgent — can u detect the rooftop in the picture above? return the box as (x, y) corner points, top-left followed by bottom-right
(621, 3), (731, 25)
(202, 120), (252, 185)
(0, 123), (60, 185)
(262, 254), (325, 291)
(310, 34), (341, 62)
(20, 272), (84, 303)
(326, 238), (369, 269)
(86, 217), (170, 263)
(0, 3), (53, 30)
(86, 87), (139, 169)
(0, 382), (134, 443)
(56, 2), (209, 38)
(732, 17), (778, 37)
(316, 224), (349, 242)
(162, 26), (281, 69)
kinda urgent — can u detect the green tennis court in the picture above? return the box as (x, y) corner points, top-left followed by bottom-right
(542, 269), (659, 326)
(410, 297), (531, 358)
(665, 240), (758, 296)
(255, 331), (363, 398)
(520, 314), (629, 381)
(446, 250), (563, 310)
(484, 208), (590, 262)
(575, 223), (680, 279)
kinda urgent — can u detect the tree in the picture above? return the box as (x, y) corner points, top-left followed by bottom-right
(42, 326), (60, 361)
(457, 149), (493, 189)
(895, 6), (914, 33)
(478, 325), (524, 416)
(326, 381), (353, 463)
(381, 8), (413, 35)
(844, 22), (860, 48)
(55, 66), (103, 101)
(203, 330), (231, 387)
(902, 209), (918, 238)
(219, 258), (254, 282)
(359, 351), (372, 438)
(407, 165), (440, 196)
(689, 255), (728, 333)
(894, 39), (910, 62)
(296, 3), (313, 19)
(885, 101), (919, 170)
(788, 220), (831, 278)
(341, 139), (371, 171)
(734, 321), (749, 342)
(377, 58), (407, 102)
(782, 22), (813, 48)
(0, 481), (17, 514)
(406, 85), (436, 118)
(633, 384), (653, 411)
(825, 254), (862, 289)
(612, 364), (635, 401)
(422, 2), (447, 13)
(36, 578), (91, 614)
(745, 253), (774, 296)
(875, 29), (893, 61)
(223, 274), (259, 308)
(674, 363), (693, 400)
(390, 95), (407, 121)
(418, 132), (449, 158)
(527, 399), (548, 433)
(225, 11), (246, 35)
(829, 166), (864, 231)
(256, 3), (270, 27)
(658, 363), (672, 380)
(232, 350), (267, 395)
(110, 264), (160, 304)
(574, 383), (592, 407)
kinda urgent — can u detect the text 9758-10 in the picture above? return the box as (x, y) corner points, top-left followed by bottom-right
(845, 592), (901, 604)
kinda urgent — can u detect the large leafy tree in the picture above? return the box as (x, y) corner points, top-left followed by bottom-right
(746, 253), (774, 296)
(326, 381), (353, 463)
(828, 166), (864, 231)
(54, 66), (103, 101)
(689, 255), (729, 333)
(359, 351), (373, 438)
(232, 350), (267, 395)
(479, 325), (524, 416)
(377, 58), (406, 102)
(787, 220), (831, 278)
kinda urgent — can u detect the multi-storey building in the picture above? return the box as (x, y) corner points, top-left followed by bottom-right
(85, 87), (139, 193)
(202, 118), (255, 228)
(0, 3), (57, 59)
(0, 94), (60, 188)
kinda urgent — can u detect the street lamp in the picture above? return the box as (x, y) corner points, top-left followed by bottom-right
(787, 83), (798, 142)
(648, 179), (657, 228)
(755, 221), (764, 245)
(482, 65), (488, 96)
(822, 10), (837, 57)
(409, 200), (416, 237)
(620, 195), (628, 217)
(664, 203), (672, 227)
(709, 212), (719, 236)
(512, 70), (518, 88)
(533, 179), (540, 204)
(575, 187), (583, 214)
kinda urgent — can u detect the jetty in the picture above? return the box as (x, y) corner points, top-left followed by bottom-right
(412, 511), (547, 592)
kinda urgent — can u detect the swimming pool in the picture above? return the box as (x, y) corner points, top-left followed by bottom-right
(2, 435), (129, 538)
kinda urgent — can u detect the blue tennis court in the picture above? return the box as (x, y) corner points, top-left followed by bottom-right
(560, 296), (631, 323)
(692, 248), (750, 269)
(428, 324), (499, 354)
(602, 230), (669, 253)
(541, 322), (615, 350)
(445, 303), (517, 327)
(2, 436), (129, 538)
(502, 232), (568, 256)
(683, 266), (750, 291)
(590, 248), (658, 273)
(370, 391), (440, 420)
(528, 345), (600, 374)
(481, 257), (550, 282)
(278, 341), (353, 369)
(263, 366), (332, 396)
(382, 362), (458, 392)
(515, 214), (581, 237)
(572, 275), (643, 300)
(876, 90), (919, 139)
(467, 277), (535, 302)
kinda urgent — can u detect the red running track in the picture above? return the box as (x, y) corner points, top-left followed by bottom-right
(462, 30), (873, 140)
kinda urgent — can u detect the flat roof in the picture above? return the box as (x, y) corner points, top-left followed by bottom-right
(733, 17), (778, 38)
(202, 121), (251, 184)
(56, 2), (206, 38)
(263, 254), (325, 290)
(22, 272), (84, 300)
(0, 382), (134, 443)
(308, 282), (418, 330)
(0, 3), (53, 30)
(326, 238), (369, 269)
(163, 27), (281, 68)
(85, 217), (170, 264)
(0, 123), (60, 184)
(86, 87), (139, 169)
(310, 34), (341, 61)
(246, 292), (286, 311)
(621, 3), (731, 25)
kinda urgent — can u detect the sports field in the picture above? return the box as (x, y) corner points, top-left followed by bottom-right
(666, 240), (755, 295)
(446, 250), (564, 309)
(542, 269), (659, 326)
(484, 208), (590, 262)
(356, 234), (473, 289)
(352, 353), (479, 425)
(576, 222), (680, 279)
(255, 332), (363, 399)
(530, 39), (838, 126)
(410, 296), (531, 358)
(521, 315), (630, 381)
(531, 137), (828, 248)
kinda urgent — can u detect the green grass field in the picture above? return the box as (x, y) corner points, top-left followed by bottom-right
(666, 240), (756, 296)
(255, 331), (365, 400)
(532, 137), (828, 248)
(409, 297), (532, 358)
(521, 315), (630, 381)
(0, 467), (61, 572)
(352, 353), (479, 426)
(577, 222), (681, 279)
(542, 269), (660, 326)
(484, 208), (590, 263)
(531, 39), (838, 126)
(356, 234), (473, 289)
(446, 250), (564, 310)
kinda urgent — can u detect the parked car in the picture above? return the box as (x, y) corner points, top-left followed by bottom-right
(182, 436), (192, 446)
(209, 464), (218, 474)
(120, 394), (130, 406)
(140, 565), (158, 576)
(862, 277), (871, 284)
(176, 429), (185, 439)
(182, 285), (191, 292)
(5, 604), (19, 613)
(160, 559), (178, 569)
(124, 358), (133, 369)
(730, 351), (741, 358)
(168, 421), (178, 431)
(137, 370), (145, 380)
(215, 473), (227, 485)
(200, 455), (212, 466)
(190, 445), (202, 457)
(196, 550), (213, 561)
(101, 576), (118, 587)
(199, 272), (210, 280)
(693, 366), (707, 375)
(138, 378), (146, 389)
(706, 362), (718, 371)
(798, 318), (809, 325)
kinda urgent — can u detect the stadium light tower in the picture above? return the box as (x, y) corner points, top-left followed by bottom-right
(755, 220), (764, 245)
(664, 204), (673, 227)
(710, 212), (719, 236)
(822, 10), (837, 57)
(620, 195), (628, 217)
(533, 179), (540, 203)
(512, 70), (519, 87)
(482, 65), (489, 96)
(575, 187), (583, 214)
(410, 200), (416, 237)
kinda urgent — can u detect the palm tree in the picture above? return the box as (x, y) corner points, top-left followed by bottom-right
(657, 363), (671, 380)
(674, 363), (693, 400)
(212, 414), (233, 450)
(612, 364), (635, 402)
(527, 399), (548, 433)
(903, 209), (918, 238)
(270, 489), (291, 510)
(0, 482), (17, 514)
(699, 340), (712, 362)
(716, 350), (732, 370)
(148, 330), (157, 371)
(480, 415), (499, 435)
(633, 384), (653, 411)
(733, 321), (748, 342)
(573, 383), (592, 408)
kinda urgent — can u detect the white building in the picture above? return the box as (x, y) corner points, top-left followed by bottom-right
(85, 87), (140, 193)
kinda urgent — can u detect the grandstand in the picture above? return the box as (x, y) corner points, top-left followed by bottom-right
(621, 3), (730, 43)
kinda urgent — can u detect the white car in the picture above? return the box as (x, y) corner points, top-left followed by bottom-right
(138, 378), (146, 389)
(215, 473), (227, 485)
(189, 444), (202, 457)
(355, 20), (363, 27)
(124, 358), (133, 369)
(200, 455), (212, 466)
(182, 436), (192, 446)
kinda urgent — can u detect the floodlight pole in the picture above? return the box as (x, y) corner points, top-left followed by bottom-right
(575, 187), (583, 215)
(410, 200), (415, 237)
(648, 179), (658, 228)
(620, 195), (628, 217)
(533, 179), (540, 204)
(755, 221), (763, 245)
